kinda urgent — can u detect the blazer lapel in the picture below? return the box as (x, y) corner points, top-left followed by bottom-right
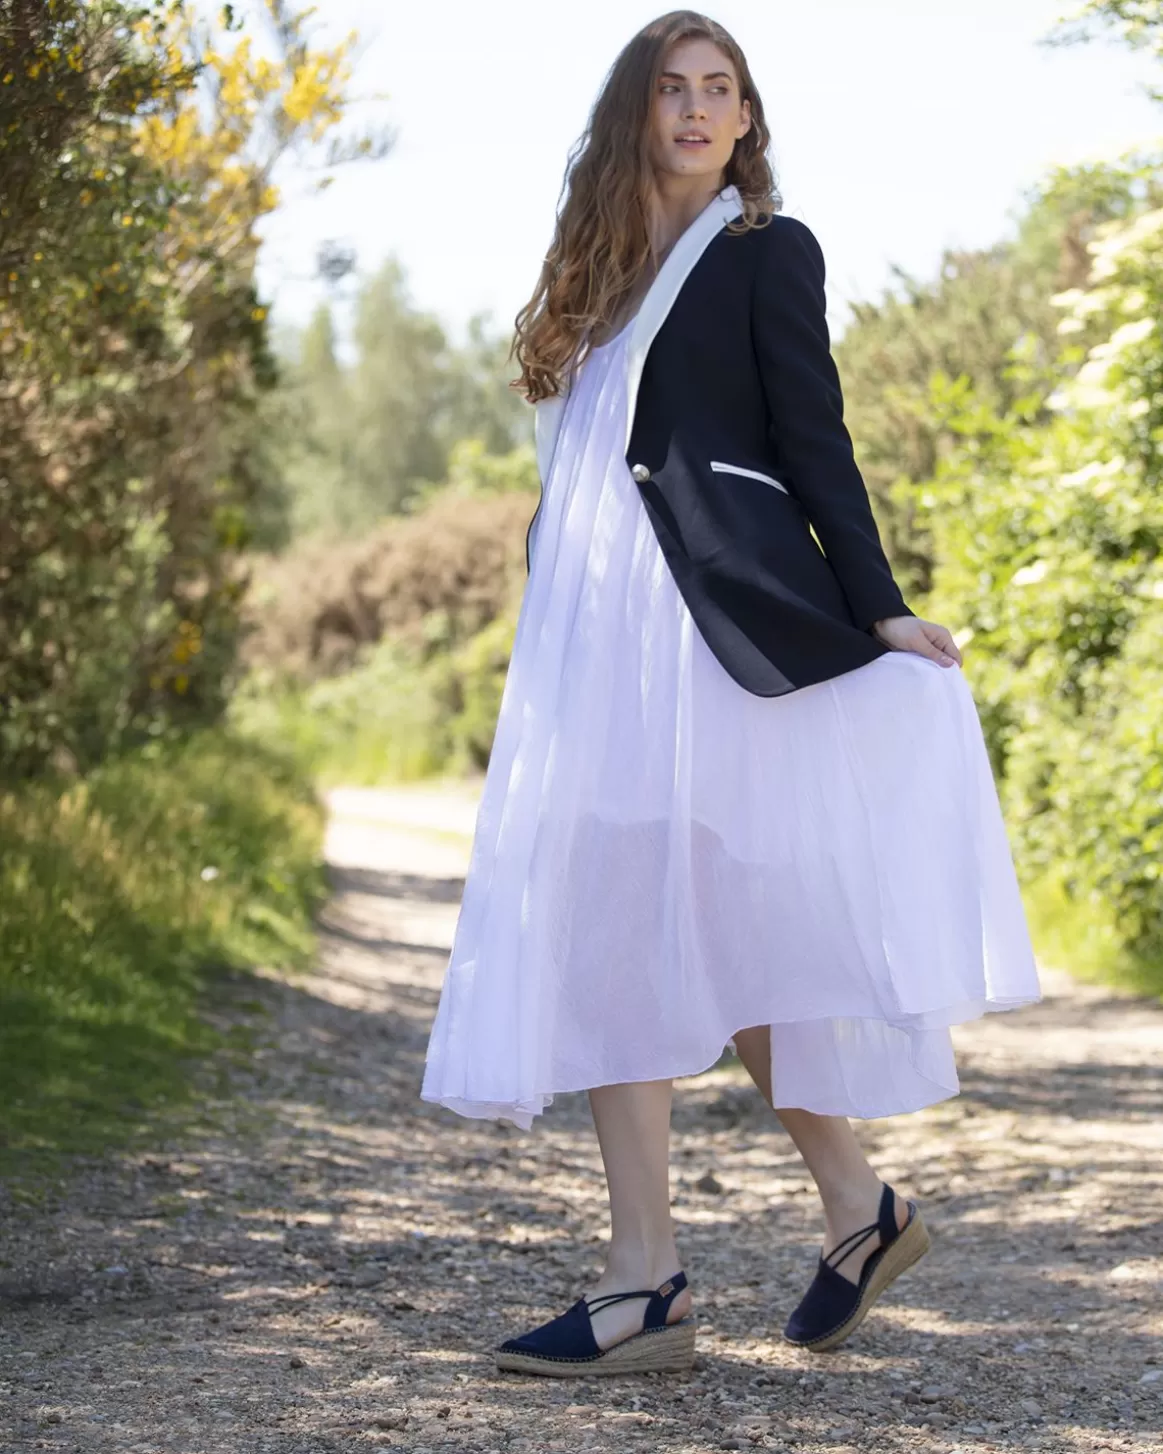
(622, 183), (742, 451)
(532, 182), (743, 480)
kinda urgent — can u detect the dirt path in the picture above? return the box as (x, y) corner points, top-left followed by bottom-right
(2, 783), (1161, 1454)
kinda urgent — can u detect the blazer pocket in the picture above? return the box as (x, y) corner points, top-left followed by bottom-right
(709, 459), (789, 495)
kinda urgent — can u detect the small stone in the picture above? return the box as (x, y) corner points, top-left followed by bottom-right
(1019, 1399), (1042, 1418)
(289, 1356), (305, 1369)
(695, 1171), (724, 1194)
(353, 1264), (387, 1288)
(1141, 1371), (1163, 1384)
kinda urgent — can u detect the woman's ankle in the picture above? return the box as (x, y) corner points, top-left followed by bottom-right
(595, 1239), (682, 1291)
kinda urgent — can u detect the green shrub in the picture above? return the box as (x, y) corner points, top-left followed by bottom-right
(0, 3), (363, 778)
(0, 732), (326, 1158)
(233, 610), (517, 785)
(914, 179), (1163, 994)
(242, 486), (532, 681)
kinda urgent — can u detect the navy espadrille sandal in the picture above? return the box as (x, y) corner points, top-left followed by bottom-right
(783, 1182), (930, 1352)
(495, 1270), (695, 1376)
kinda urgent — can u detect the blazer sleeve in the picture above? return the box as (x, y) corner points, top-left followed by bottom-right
(751, 215), (912, 631)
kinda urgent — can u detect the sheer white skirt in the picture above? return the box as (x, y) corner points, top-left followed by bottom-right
(421, 321), (1041, 1130)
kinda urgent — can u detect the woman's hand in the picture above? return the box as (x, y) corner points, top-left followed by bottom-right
(872, 614), (962, 667)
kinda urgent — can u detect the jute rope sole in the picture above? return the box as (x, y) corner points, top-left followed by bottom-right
(793, 1207), (932, 1353)
(495, 1317), (696, 1377)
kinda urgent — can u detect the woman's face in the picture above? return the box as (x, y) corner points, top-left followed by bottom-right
(648, 37), (751, 187)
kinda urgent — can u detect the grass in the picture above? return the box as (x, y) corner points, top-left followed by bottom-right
(0, 731), (327, 1164)
(1024, 872), (1163, 1002)
(229, 651), (452, 786)
(229, 615), (514, 788)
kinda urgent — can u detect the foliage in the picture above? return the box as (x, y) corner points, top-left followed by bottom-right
(1050, 2), (1163, 100)
(916, 162), (1163, 974)
(0, 0), (368, 777)
(242, 479), (533, 679)
(233, 641), (452, 784)
(835, 162), (1144, 594)
(232, 607), (518, 784)
(271, 272), (533, 538)
(0, 730), (326, 1156)
(236, 460), (532, 780)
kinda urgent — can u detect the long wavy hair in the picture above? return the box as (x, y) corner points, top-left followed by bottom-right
(512, 10), (780, 404)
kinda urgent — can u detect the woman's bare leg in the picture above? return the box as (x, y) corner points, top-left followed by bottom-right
(731, 1026), (907, 1280)
(584, 1078), (693, 1347)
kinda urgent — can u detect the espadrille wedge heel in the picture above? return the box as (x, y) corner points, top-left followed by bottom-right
(783, 1182), (930, 1352)
(495, 1270), (695, 1377)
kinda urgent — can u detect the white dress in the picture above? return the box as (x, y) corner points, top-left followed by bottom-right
(421, 316), (1041, 1130)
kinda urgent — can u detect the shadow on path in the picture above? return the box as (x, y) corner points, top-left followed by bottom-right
(1, 797), (1160, 1453)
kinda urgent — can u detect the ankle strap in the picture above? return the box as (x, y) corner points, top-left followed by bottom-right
(877, 1181), (898, 1243)
(585, 1270), (688, 1331)
(822, 1220), (879, 1270)
(823, 1184), (900, 1270)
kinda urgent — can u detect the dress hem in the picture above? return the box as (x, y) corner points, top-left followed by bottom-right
(421, 989), (1042, 1131)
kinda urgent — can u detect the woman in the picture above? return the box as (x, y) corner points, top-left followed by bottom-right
(421, 9), (1041, 1376)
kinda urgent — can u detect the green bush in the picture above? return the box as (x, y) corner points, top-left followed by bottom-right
(242, 481), (532, 681)
(914, 176), (1163, 994)
(0, 2), (363, 778)
(0, 732), (326, 1157)
(232, 610), (518, 785)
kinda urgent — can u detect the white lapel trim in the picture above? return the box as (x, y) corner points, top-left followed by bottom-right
(532, 183), (743, 482)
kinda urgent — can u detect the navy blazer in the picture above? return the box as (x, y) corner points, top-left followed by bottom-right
(526, 183), (912, 696)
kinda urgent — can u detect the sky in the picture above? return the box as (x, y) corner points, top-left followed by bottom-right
(254, 0), (1163, 346)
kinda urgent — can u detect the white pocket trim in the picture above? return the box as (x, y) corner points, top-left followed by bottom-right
(709, 460), (789, 494)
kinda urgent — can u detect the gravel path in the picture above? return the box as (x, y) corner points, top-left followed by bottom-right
(2, 783), (1161, 1454)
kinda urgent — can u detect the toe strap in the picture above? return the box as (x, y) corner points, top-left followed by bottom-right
(501, 1297), (601, 1360)
(501, 1270), (689, 1361)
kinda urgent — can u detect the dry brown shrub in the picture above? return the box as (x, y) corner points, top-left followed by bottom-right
(242, 491), (532, 680)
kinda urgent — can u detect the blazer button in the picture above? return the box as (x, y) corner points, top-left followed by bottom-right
(630, 463), (651, 483)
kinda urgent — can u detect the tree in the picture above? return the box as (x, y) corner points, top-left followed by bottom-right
(1049, 2), (1163, 99)
(0, 0), (376, 774)
(835, 162), (1144, 594)
(917, 155), (1163, 956)
(271, 267), (534, 538)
